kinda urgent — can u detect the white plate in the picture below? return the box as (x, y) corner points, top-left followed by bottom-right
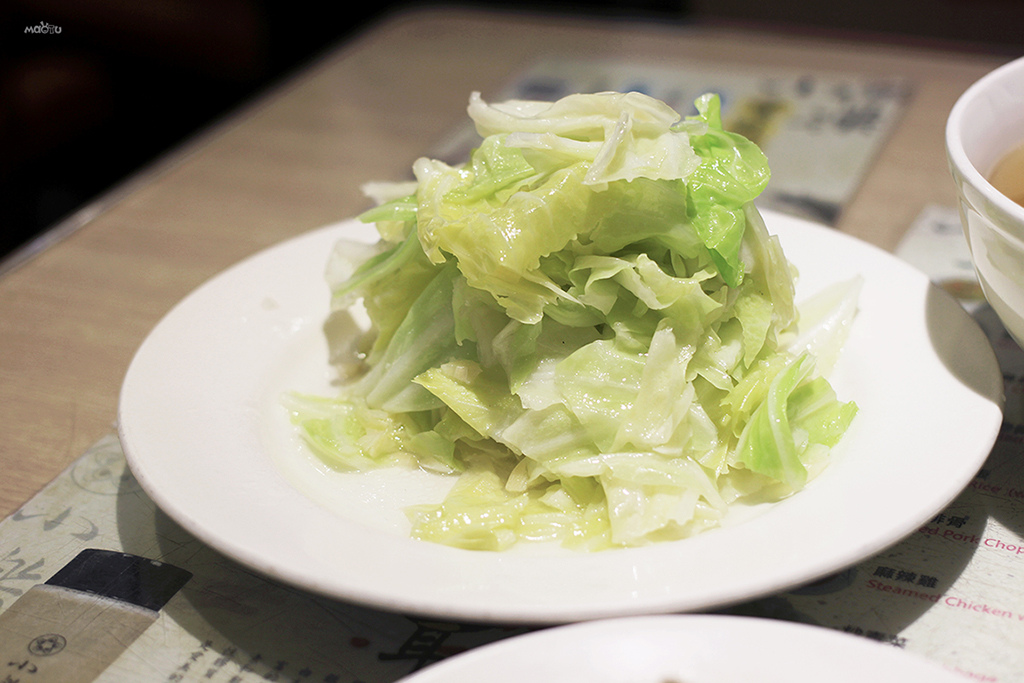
(396, 614), (966, 682)
(118, 209), (1003, 624)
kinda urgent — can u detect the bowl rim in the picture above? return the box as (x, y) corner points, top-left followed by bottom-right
(946, 55), (1024, 225)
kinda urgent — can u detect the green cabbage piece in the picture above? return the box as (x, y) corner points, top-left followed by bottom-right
(287, 90), (858, 550)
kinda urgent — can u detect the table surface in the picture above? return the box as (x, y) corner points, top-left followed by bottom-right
(0, 6), (1012, 520)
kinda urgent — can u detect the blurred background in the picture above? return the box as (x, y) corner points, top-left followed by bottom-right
(2, 0), (1023, 262)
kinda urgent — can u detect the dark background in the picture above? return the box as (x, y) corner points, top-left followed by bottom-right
(2, 0), (1023, 263)
(0, 0), (396, 260)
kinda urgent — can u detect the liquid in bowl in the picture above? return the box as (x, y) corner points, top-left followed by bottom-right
(989, 141), (1024, 208)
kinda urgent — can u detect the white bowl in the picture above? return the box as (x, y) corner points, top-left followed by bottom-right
(947, 55), (1024, 347)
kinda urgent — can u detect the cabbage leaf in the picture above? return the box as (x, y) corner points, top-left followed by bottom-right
(287, 90), (858, 550)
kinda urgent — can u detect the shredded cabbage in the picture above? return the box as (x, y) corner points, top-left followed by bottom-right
(287, 91), (858, 551)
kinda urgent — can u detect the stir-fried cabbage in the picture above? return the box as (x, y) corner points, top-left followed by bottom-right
(287, 91), (858, 551)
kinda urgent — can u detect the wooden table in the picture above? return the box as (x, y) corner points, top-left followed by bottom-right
(0, 7), (1011, 520)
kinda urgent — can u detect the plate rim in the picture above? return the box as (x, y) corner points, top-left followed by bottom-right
(396, 613), (967, 682)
